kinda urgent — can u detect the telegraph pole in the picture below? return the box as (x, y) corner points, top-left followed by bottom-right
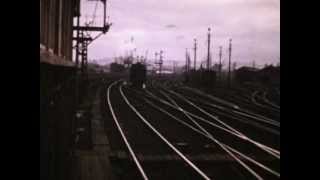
(207, 28), (211, 70)
(80, 31), (85, 74)
(173, 61), (177, 74)
(154, 52), (158, 74)
(155, 52), (158, 62)
(228, 39), (232, 87)
(233, 62), (237, 71)
(185, 49), (190, 83)
(72, 0), (81, 164)
(193, 38), (197, 70)
(75, 16), (80, 68)
(219, 46), (222, 79)
(185, 48), (189, 72)
(252, 60), (256, 68)
(159, 50), (163, 75)
(144, 50), (148, 64)
(73, 0), (111, 100)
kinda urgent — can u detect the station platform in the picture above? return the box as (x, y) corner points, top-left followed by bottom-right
(73, 88), (116, 180)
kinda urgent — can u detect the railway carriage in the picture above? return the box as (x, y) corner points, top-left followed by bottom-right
(129, 62), (147, 88)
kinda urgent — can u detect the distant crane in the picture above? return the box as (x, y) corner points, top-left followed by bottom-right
(219, 46), (222, 80)
(193, 38), (197, 70)
(233, 62), (237, 71)
(252, 60), (256, 68)
(185, 48), (191, 72)
(144, 50), (149, 64)
(154, 52), (158, 73)
(72, 0), (112, 156)
(154, 50), (163, 75)
(228, 38), (232, 87)
(207, 28), (211, 70)
(173, 61), (178, 74)
(159, 50), (163, 75)
(185, 49), (188, 72)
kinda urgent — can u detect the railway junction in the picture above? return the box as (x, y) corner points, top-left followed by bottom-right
(94, 77), (280, 180)
(40, 0), (280, 179)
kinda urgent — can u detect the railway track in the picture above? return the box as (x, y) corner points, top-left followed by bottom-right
(164, 85), (280, 128)
(251, 91), (280, 113)
(146, 84), (278, 179)
(145, 83), (280, 154)
(261, 91), (280, 109)
(106, 80), (213, 179)
(102, 79), (280, 180)
(148, 81), (280, 173)
(196, 86), (280, 121)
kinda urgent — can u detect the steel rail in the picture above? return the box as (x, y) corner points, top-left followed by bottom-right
(144, 98), (280, 177)
(252, 91), (279, 112)
(159, 90), (211, 136)
(167, 89), (280, 158)
(107, 80), (149, 180)
(143, 97), (280, 178)
(157, 91), (265, 179)
(144, 89), (280, 158)
(181, 86), (239, 109)
(143, 96), (279, 179)
(120, 85), (211, 180)
(148, 83), (280, 153)
(181, 95), (280, 135)
(262, 91), (280, 109)
(158, 87), (242, 136)
(181, 86), (278, 120)
(176, 89), (280, 127)
(167, 89), (259, 138)
(232, 110), (279, 127)
(180, 86), (280, 126)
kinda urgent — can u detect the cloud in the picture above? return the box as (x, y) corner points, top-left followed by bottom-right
(176, 35), (184, 40)
(82, 0), (280, 66)
(165, 24), (177, 28)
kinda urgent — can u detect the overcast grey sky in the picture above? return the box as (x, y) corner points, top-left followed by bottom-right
(81, 0), (280, 67)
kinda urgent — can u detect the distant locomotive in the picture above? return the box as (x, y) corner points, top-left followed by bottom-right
(129, 62), (147, 88)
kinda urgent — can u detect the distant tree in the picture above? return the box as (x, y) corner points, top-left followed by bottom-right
(212, 63), (220, 71)
(232, 62), (237, 71)
(258, 65), (280, 86)
(123, 56), (133, 68)
(110, 62), (125, 73)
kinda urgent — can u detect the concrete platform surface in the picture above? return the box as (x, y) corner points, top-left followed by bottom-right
(74, 89), (116, 180)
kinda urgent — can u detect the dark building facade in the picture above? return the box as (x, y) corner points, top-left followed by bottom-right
(234, 67), (259, 83)
(185, 69), (217, 88)
(40, 1), (80, 180)
(234, 66), (280, 87)
(40, 0), (78, 61)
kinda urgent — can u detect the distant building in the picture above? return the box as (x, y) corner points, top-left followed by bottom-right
(234, 66), (259, 83)
(259, 65), (280, 86)
(211, 64), (221, 72)
(40, 0), (77, 65)
(40, 1), (80, 180)
(110, 62), (126, 73)
(234, 65), (280, 86)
